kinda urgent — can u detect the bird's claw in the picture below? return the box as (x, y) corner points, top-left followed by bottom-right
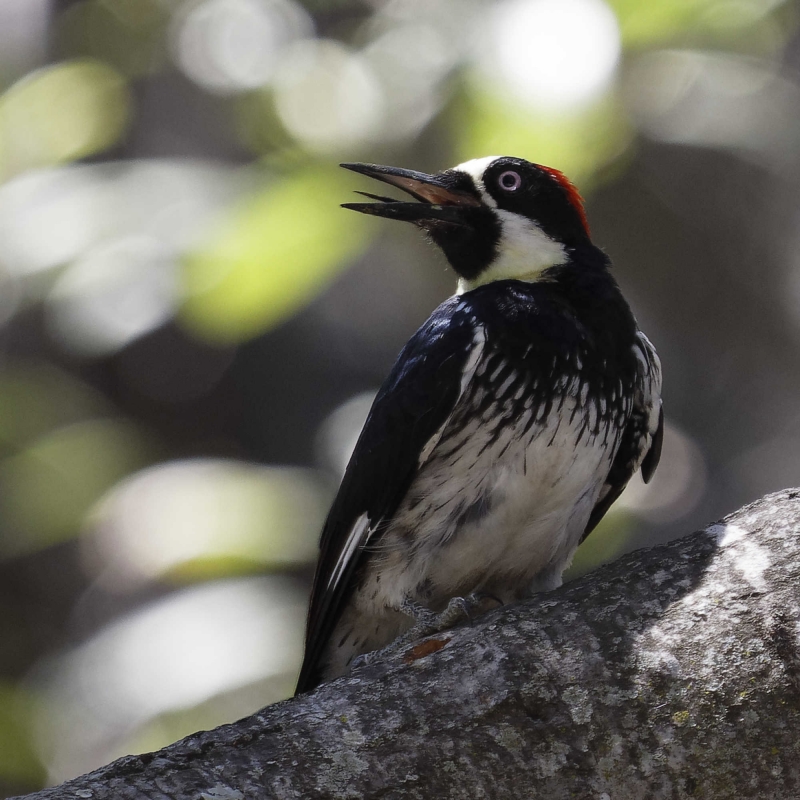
(400, 591), (502, 634)
(349, 592), (504, 674)
(351, 650), (378, 670)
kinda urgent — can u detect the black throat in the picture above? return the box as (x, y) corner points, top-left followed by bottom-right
(425, 206), (501, 281)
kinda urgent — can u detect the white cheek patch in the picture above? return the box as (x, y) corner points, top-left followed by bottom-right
(458, 210), (567, 293)
(453, 155), (502, 208)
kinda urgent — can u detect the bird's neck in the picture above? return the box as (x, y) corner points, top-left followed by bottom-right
(464, 247), (636, 343)
(544, 250), (638, 341)
(455, 211), (570, 294)
(457, 243), (615, 300)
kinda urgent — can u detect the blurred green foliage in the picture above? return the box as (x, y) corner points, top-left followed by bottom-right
(610, 0), (791, 47)
(0, 419), (153, 556)
(181, 167), (371, 343)
(0, 365), (108, 450)
(455, 87), (634, 187)
(0, 682), (44, 786)
(0, 60), (129, 179)
(563, 512), (636, 581)
(89, 462), (331, 582)
(57, 0), (170, 77)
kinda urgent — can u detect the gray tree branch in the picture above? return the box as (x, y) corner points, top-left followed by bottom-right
(15, 489), (800, 799)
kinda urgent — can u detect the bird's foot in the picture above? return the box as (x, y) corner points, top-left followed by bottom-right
(400, 590), (505, 634)
(351, 593), (502, 671)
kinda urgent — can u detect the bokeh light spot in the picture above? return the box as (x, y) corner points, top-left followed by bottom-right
(0, 59), (129, 177)
(617, 422), (707, 524)
(172, 0), (313, 94)
(315, 392), (375, 477)
(180, 167), (370, 343)
(0, 363), (108, 450)
(483, 0), (621, 112)
(46, 235), (178, 356)
(87, 459), (329, 584)
(272, 39), (384, 153)
(0, 419), (152, 555)
(32, 577), (306, 783)
(0, 167), (105, 276)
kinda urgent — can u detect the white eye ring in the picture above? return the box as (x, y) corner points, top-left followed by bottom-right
(498, 170), (522, 191)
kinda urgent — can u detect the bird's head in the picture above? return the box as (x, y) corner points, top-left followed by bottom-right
(342, 156), (593, 293)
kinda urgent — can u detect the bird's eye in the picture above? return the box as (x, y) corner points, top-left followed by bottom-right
(498, 170), (522, 191)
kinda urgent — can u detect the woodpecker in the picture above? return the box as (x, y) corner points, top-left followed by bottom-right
(296, 156), (663, 694)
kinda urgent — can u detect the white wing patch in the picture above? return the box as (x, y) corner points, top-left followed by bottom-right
(418, 323), (487, 466)
(324, 319), (490, 600)
(326, 512), (371, 591)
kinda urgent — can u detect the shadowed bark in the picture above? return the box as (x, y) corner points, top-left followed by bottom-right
(14, 489), (800, 799)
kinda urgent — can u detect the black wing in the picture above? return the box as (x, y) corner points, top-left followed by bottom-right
(582, 331), (663, 540)
(296, 298), (481, 693)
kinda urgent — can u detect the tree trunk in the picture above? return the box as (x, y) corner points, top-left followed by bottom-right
(15, 489), (800, 799)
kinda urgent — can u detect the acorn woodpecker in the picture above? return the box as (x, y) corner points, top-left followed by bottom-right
(296, 156), (663, 694)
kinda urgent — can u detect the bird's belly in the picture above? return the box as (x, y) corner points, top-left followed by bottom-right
(323, 395), (620, 681)
(372, 395), (618, 609)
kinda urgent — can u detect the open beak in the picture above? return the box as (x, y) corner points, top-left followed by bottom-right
(340, 162), (482, 225)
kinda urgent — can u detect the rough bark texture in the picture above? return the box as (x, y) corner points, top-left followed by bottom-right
(15, 489), (800, 799)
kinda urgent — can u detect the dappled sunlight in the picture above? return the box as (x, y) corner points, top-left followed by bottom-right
(0, 167), (109, 277)
(47, 236), (178, 356)
(273, 39), (385, 153)
(0, 159), (244, 351)
(361, 23), (454, 142)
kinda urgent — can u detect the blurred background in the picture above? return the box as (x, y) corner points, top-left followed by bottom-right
(0, 0), (796, 792)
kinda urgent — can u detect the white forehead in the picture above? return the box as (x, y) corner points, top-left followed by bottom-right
(453, 155), (503, 179)
(452, 155), (503, 207)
